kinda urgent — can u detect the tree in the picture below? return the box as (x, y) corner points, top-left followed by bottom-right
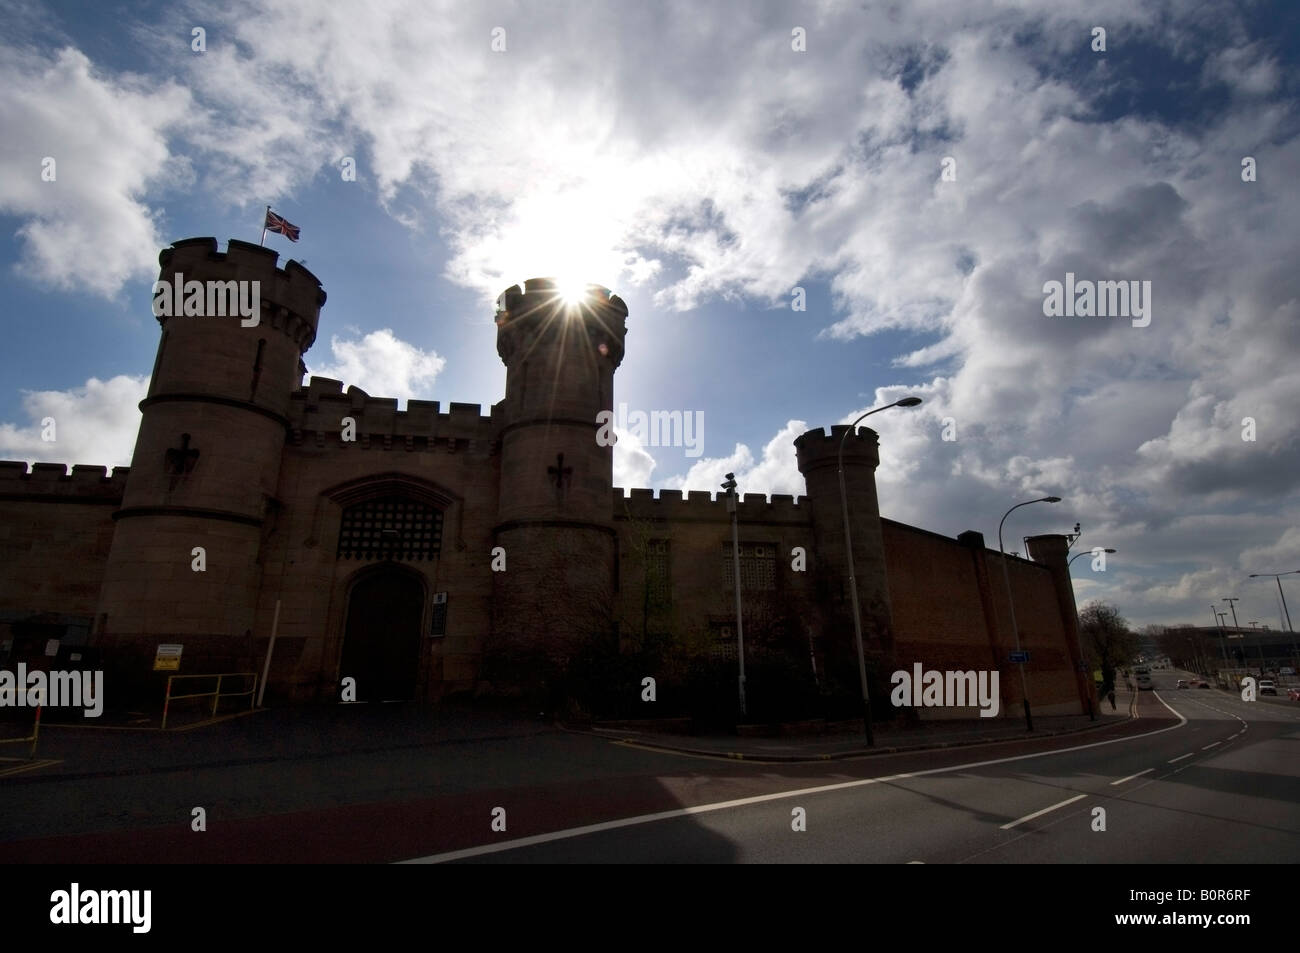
(1079, 601), (1139, 694)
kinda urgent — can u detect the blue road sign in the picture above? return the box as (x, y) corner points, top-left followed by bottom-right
(1009, 651), (1030, 663)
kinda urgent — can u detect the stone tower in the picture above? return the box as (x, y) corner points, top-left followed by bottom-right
(489, 279), (628, 681)
(94, 238), (325, 697)
(794, 424), (897, 678)
(1025, 533), (1092, 714)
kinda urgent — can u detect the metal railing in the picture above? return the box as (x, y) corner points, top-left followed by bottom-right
(0, 706), (41, 758)
(162, 673), (257, 730)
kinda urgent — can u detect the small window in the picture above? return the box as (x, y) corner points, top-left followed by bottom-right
(723, 541), (775, 590)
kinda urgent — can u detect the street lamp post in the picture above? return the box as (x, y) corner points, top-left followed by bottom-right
(838, 396), (922, 746)
(1249, 571), (1299, 667)
(1067, 547), (1113, 722)
(1068, 548), (1114, 568)
(1223, 597), (1254, 672)
(1211, 606), (1228, 669)
(998, 495), (1062, 732)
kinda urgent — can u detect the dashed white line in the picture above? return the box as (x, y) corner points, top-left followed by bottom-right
(1110, 768), (1154, 786)
(999, 794), (1088, 831)
(1168, 753), (1194, 763)
(1201, 742), (1220, 750)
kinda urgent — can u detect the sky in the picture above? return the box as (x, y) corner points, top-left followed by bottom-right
(0, 0), (1297, 629)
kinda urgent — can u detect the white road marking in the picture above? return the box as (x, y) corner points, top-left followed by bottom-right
(1168, 753), (1194, 763)
(1201, 742), (1220, 750)
(999, 794), (1088, 831)
(401, 700), (1189, 863)
(1110, 768), (1154, 786)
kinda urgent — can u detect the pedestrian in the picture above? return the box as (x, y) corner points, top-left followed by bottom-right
(1108, 688), (1116, 710)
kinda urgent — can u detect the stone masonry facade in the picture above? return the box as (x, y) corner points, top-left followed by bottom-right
(0, 237), (1094, 718)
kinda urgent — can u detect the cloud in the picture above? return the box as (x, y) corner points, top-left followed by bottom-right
(310, 328), (445, 405)
(3, 0), (1297, 631)
(0, 375), (149, 467)
(612, 426), (656, 489)
(660, 420), (807, 498)
(0, 45), (192, 296)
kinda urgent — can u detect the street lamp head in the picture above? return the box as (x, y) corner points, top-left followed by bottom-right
(895, 396), (923, 408)
(1104, 548), (1116, 554)
(1044, 496), (1062, 503)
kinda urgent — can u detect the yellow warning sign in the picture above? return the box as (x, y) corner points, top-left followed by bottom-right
(153, 643), (183, 671)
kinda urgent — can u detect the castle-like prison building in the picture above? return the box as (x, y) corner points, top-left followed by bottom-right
(0, 238), (1094, 717)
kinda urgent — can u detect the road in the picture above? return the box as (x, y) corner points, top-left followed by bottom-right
(412, 669), (1300, 863)
(2, 670), (1296, 863)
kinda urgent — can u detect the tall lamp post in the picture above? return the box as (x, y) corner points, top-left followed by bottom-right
(838, 395), (923, 746)
(1223, 596), (1252, 672)
(1067, 547), (1113, 721)
(721, 473), (745, 717)
(1218, 611), (1235, 667)
(1210, 606), (1229, 669)
(998, 495), (1063, 732)
(1248, 571), (1298, 667)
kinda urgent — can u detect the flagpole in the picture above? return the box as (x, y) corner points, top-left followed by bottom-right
(260, 205), (270, 247)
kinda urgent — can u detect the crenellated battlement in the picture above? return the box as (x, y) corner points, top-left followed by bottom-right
(287, 377), (499, 454)
(794, 424), (881, 474)
(613, 486), (810, 525)
(0, 461), (131, 501)
(156, 238), (326, 352)
(495, 276), (629, 368)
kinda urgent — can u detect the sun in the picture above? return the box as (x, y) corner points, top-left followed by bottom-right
(494, 190), (623, 306)
(556, 276), (590, 307)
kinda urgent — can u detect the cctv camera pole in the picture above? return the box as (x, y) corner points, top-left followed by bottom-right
(722, 474), (745, 717)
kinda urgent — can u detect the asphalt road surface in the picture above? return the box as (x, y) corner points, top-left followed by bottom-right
(3, 669), (1296, 863)
(412, 670), (1299, 864)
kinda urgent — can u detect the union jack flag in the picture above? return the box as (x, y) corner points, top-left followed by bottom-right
(263, 209), (300, 242)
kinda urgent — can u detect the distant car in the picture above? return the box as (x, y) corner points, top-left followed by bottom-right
(1197, 680), (1210, 688)
(1176, 679), (1189, 689)
(1288, 688), (1300, 701)
(1259, 680), (1277, 695)
(1136, 674), (1154, 690)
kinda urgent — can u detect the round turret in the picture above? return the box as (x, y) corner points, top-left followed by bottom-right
(95, 238), (327, 700)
